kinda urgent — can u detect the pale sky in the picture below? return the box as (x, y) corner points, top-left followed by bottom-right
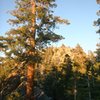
(0, 0), (99, 53)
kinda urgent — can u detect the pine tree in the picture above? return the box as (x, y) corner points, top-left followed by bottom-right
(94, 0), (100, 63)
(0, 0), (69, 99)
(72, 44), (87, 100)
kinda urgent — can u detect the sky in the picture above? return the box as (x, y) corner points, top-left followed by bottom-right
(0, 0), (99, 53)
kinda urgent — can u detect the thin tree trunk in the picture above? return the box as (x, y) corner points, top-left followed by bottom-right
(87, 74), (92, 100)
(74, 72), (77, 100)
(26, 0), (36, 99)
(91, 66), (95, 87)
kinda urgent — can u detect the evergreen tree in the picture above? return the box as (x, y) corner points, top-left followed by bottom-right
(72, 44), (87, 100)
(0, 0), (69, 99)
(94, 0), (100, 63)
(93, 1), (100, 97)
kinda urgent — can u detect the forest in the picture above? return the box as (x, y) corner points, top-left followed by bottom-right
(0, 0), (100, 100)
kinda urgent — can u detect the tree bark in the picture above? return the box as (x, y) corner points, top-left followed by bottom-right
(87, 75), (92, 100)
(26, 0), (36, 100)
(26, 63), (35, 100)
(74, 72), (77, 100)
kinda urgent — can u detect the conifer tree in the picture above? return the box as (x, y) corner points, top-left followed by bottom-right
(94, 0), (100, 62)
(0, 0), (69, 99)
(72, 44), (87, 100)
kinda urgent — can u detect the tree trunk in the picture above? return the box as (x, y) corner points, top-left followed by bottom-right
(26, 0), (36, 100)
(87, 75), (92, 100)
(26, 63), (35, 100)
(74, 72), (77, 100)
(86, 70), (92, 100)
(91, 66), (95, 87)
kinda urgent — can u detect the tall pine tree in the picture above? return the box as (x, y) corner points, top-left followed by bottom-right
(0, 0), (69, 99)
(94, 0), (100, 62)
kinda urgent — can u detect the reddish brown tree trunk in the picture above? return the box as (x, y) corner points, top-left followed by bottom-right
(26, 63), (35, 100)
(26, 0), (36, 100)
